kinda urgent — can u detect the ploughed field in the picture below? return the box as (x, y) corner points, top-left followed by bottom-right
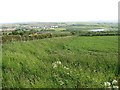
(2, 36), (118, 88)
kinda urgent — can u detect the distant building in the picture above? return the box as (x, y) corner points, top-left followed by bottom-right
(51, 26), (58, 28)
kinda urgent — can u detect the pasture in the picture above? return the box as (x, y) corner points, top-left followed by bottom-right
(2, 36), (119, 88)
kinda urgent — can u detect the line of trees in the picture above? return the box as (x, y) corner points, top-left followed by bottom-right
(71, 30), (119, 36)
(2, 33), (72, 43)
(2, 30), (119, 43)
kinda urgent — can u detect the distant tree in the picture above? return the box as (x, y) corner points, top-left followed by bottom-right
(12, 30), (18, 35)
(19, 32), (24, 36)
(71, 31), (75, 35)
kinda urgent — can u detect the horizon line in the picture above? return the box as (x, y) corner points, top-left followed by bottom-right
(0, 20), (118, 24)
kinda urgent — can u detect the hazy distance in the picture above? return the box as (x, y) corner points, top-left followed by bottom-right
(0, 0), (118, 23)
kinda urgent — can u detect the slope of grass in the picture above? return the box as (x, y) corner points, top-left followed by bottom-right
(2, 36), (118, 88)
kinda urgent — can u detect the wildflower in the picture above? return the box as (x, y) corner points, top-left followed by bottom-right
(59, 80), (64, 85)
(106, 86), (112, 89)
(56, 61), (61, 65)
(52, 61), (62, 68)
(113, 86), (119, 89)
(104, 82), (111, 87)
(52, 63), (57, 68)
(112, 80), (118, 85)
(63, 66), (69, 70)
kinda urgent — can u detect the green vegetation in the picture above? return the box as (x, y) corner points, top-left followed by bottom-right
(2, 36), (118, 88)
(46, 28), (66, 31)
(2, 32), (72, 43)
(71, 30), (119, 36)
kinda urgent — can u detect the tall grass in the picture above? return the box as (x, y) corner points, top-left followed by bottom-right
(2, 36), (118, 88)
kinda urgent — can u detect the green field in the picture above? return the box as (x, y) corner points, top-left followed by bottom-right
(2, 36), (118, 88)
(48, 28), (66, 31)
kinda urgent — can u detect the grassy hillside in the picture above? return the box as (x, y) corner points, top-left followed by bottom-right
(2, 36), (118, 88)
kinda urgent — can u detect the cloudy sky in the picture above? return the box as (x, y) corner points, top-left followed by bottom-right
(0, 0), (119, 23)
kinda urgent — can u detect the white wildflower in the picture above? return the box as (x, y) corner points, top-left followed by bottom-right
(56, 61), (61, 65)
(63, 66), (69, 70)
(52, 63), (57, 68)
(59, 80), (64, 85)
(52, 61), (62, 68)
(113, 86), (119, 89)
(104, 82), (111, 87)
(112, 80), (118, 85)
(106, 86), (112, 89)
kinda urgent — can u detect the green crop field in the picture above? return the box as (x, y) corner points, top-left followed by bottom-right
(2, 36), (119, 88)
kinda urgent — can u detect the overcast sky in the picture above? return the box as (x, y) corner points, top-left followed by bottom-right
(0, 0), (119, 23)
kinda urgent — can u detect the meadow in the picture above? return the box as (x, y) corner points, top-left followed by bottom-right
(2, 36), (119, 88)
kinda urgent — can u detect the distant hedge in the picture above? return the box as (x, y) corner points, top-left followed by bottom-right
(70, 30), (119, 36)
(2, 33), (72, 43)
(2, 31), (119, 43)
